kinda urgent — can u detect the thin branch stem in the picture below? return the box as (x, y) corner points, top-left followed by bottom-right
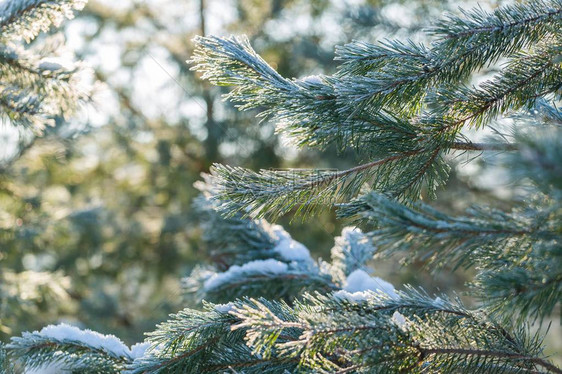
(450, 141), (519, 151)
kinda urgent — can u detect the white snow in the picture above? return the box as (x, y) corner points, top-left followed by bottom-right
(270, 225), (312, 263)
(341, 226), (362, 240)
(28, 323), (146, 359)
(214, 302), (235, 314)
(343, 269), (398, 299)
(129, 342), (150, 359)
(203, 259), (289, 291)
(298, 74), (323, 85)
(333, 289), (375, 302)
(391, 311), (407, 329)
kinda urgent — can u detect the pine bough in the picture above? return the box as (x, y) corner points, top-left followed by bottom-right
(0, 0), (89, 133)
(5, 0), (562, 372)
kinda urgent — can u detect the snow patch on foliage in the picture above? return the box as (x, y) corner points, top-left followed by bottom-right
(204, 259), (289, 291)
(344, 269), (398, 298)
(391, 311), (407, 329)
(334, 270), (398, 301)
(214, 302), (235, 314)
(34, 323), (130, 357)
(341, 226), (362, 240)
(270, 225), (312, 263)
(129, 342), (150, 359)
(28, 323), (146, 359)
(298, 74), (323, 84)
(332, 226), (376, 274)
(333, 289), (374, 302)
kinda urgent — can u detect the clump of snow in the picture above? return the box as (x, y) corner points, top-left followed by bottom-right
(298, 74), (323, 85)
(344, 269), (398, 299)
(391, 311), (407, 330)
(34, 323), (130, 358)
(129, 342), (150, 359)
(27, 323), (147, 360)
(270, 225), (312, 263)
(214, 302), (235, 314)
(341, 226), (362, 240)
(204, 259), (289, 291)
(333, 289), (375, 302)
(332, 226), (376, 273)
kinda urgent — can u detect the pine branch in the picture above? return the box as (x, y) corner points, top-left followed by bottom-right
(431, 0), (562, 55)
(0, 0), (87, 42)
(419, 348), (562, 374)
(338, 191), (554, 267)
(227, 291), (558, 373)
(338, 191), (562, 322)
(7, 324), (140, 373)
(0, 1), (92, 133)
(207, 144), (451, 220)
(509, 125), (562, 195)
(185, 260), (337, 304)
(432, 42), (562, 130)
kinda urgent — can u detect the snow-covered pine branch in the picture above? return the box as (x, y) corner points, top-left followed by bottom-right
(7, 323), (148, 373)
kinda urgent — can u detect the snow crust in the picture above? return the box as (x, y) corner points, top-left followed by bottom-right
(270, 225), (311, 263)
(29, 323), (146, 359)
(204, 259), (289, 290)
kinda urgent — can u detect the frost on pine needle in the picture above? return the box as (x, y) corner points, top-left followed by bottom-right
(24, 361), (68, 374)
(0, 0), (92, 134)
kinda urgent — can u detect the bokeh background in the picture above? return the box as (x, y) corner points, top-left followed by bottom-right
(1, 0), (559, 359)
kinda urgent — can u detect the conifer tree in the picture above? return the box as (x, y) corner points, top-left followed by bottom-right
(5, 0), (562, 373)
